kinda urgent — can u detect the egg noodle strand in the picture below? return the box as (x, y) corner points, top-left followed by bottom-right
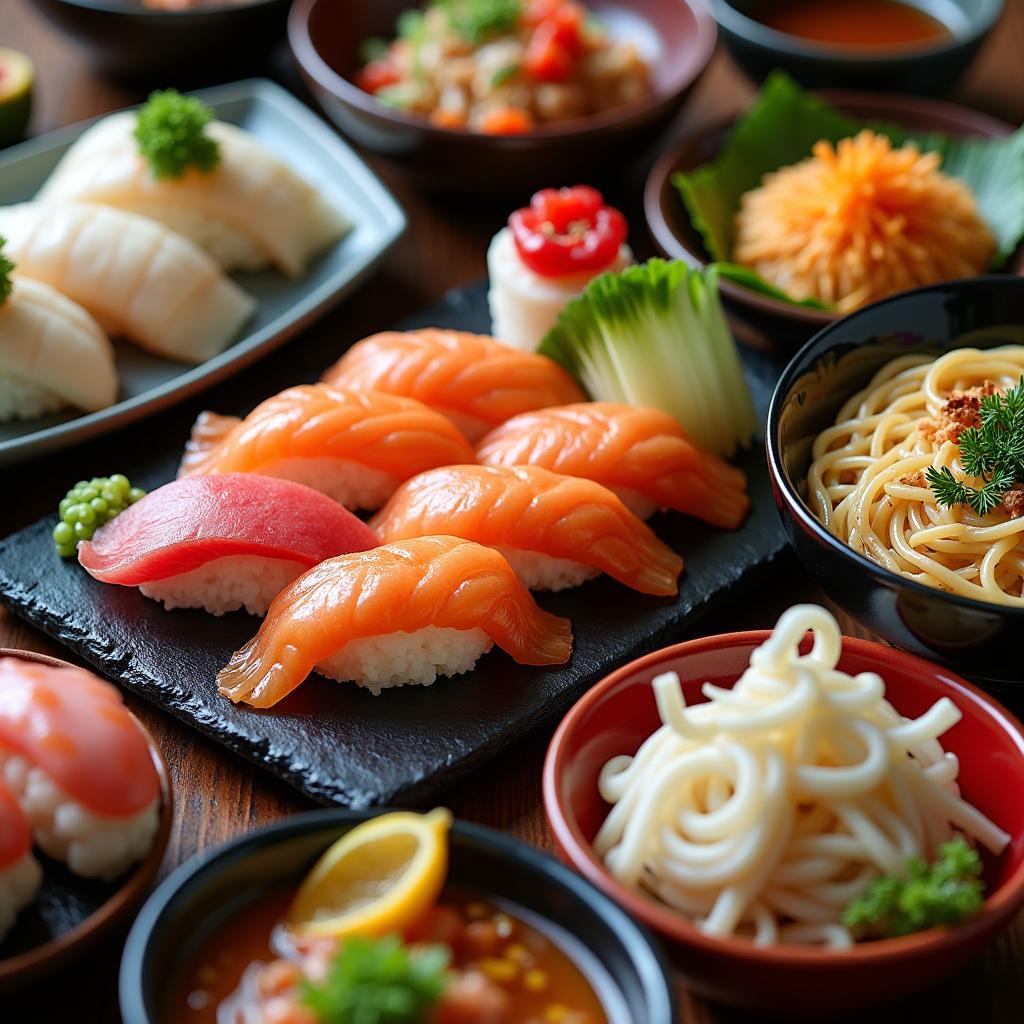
(594, 606), (1009, 948)
(807, 345), (1024, 605)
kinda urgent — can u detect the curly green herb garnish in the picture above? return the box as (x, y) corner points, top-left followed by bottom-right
(441, 0), (523, 43)
(843, 838), (985, 938)
(301, 935), (450, 1024)
(0, 236), (14, 307)
(926, 376), (1024, 516)
(133, 89), (221, 180)
(53, 475), (146, 558)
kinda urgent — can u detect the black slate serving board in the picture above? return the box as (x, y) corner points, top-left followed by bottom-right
(0, 281), (789, 808)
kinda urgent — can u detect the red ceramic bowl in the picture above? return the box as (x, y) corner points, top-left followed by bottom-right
(643, 91), (1021, 348)
(288, 0), (717, 195)
(543, 631), (1024, 1015)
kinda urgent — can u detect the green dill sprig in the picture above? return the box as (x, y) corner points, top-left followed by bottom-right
(926, 376), (1024, 516)
(439, 0), (523, 43)
(133, 89), (221, 181)
(843, 838), (985, 938)
(0, 236), (14, 307)
(301, 934), (450, 1024)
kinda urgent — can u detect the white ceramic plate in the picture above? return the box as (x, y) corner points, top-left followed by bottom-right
(0, 77), (406, 465)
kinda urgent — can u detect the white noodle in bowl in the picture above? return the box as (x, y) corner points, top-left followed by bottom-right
(593, 605), (1011, 950)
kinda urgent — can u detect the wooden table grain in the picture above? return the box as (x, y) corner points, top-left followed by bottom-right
(4, 2), (1024, 1020)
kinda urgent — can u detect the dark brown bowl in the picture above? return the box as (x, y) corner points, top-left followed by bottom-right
(644, 90), (1019, 348)
(288, 0), (717, 195)
(0, 648), (172, 991)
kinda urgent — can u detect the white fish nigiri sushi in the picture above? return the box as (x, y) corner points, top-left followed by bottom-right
(0, 275), (117, 420)
(0, 201), (255, 363)
(0, 657), (162, 880)
(40, 110), (350, 278)
(0, 778), (41, 941)
(487, 186), (631, 352)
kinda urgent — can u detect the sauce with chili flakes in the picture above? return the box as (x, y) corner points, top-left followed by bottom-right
(753, 0), (951, 50)
(172, 888), (611, 1024)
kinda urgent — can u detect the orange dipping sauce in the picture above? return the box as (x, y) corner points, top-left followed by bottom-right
(753, 0), (951, 50)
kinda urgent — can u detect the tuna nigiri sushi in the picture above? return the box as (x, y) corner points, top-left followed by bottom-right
(0, 778), (41, 941)
(476, 402), (749, 529)
(0, 658), (161, 880)
(0, 201), (255, 363)
(177, 385), (476, 512)
(217, 536), (573, 707)
(40, 109), (349, 278)
(372, 465), (682, 596)
(320, 328), (586, 442)
(78, 474), (379, 616)
(0, 274), (117, 420)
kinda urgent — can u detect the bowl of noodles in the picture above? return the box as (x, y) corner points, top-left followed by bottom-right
(643, 73), (1024, 347)
(767, 276), (1024, 683)
(543, 605), (1024, 1014)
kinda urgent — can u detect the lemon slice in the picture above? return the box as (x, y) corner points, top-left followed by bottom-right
(288, 808), (452, 940)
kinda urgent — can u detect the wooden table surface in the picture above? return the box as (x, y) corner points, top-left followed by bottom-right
(4, 2), (1024, 1020)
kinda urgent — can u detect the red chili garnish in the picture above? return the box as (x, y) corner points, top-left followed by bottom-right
(524, 19), (575, 83)
(509, 185), (628, 277)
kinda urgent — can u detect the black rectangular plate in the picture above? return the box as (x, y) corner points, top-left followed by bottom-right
(0, 281), (789, 808)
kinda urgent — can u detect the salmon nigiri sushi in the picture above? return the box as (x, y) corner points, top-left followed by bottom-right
(177, 385), (476, 512)
(0, 778), (41, 941)
(0, 658), (161, 879)
(217, 536), (573, 707)
(476, 402), (750, 529)
(372, 465), (683, 596)
(320, 328), (586, 442)
(78, 474), (379, 616)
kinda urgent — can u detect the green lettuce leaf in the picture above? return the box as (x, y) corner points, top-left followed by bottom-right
(672, 71), (1024, 307)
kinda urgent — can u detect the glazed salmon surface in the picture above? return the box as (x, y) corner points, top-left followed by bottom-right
(0, 659), (160, 817)
(372, 464), (683, 596)
(476, 402), (750, 529)
(320, 329), (586, 440)
(177, 384), (475, 479)
(217, 536), (573, 708)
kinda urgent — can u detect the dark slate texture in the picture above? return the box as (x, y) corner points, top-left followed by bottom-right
(0, 281), (790, 809)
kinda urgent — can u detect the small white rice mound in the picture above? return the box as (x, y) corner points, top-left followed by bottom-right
(0, 851), (42, 941)
(611, 487), (658, 520)
(0, 373), (66, 421)
(124, 201), (268, 272)
(139, 555), (307, 616)
(0, 753), (160, 881)
(317, 626), (493, 696)
(496, 546), (599, 592)
(260, 457), (398, 511)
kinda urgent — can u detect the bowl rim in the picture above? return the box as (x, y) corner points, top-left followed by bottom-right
(118, 808), (678, 1023)
(0, 648), (173, 990)
(32, 0), (287, 16)
(287, 0), (718, 142)
(765, 273), (1024, 621)
(711, 0), (1004, 63)
(643, 89), (1017, 327)
(543, 627), (1024, 967)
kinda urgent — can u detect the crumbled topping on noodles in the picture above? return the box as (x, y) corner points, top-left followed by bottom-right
(922, 381), (998, 446)
(1002, 483), (1024, 519)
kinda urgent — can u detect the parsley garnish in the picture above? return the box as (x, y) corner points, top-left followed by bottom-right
(490, 63), (521, 87)
(302, 935), (450, 1024)
(926, 376), (1024, 516)
(440, 0), (523, 43)
(0, 237), (14, 307)
(133, 89), (221, 181)
(843, 839), (985, 938)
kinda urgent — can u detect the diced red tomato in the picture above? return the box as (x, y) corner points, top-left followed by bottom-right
(523, 0), (562, 26)
(479, 106), (535, 135)
(430, 109), (469, 130)
(509, 185), (628, 277)
(524, 20), (575, 83)
(547, 3), (585, 55)
(431, 970), (511, 1024)
(356, 59), (401, 95)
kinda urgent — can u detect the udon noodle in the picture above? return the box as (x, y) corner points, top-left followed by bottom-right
(808, 345), (1024, 606)
(594, 605), (1009, 948)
